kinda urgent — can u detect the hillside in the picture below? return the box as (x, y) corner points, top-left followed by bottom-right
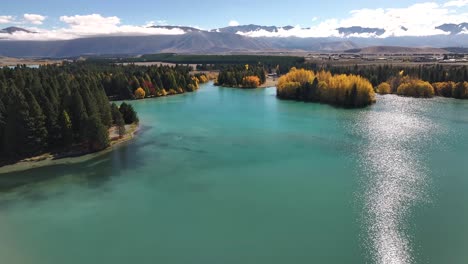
(0, 32), (274, 57)
(345, 46), (448, 54)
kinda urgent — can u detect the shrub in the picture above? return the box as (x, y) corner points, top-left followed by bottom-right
(242, 76), (261, 88)
(432, 82), (455, 97)
(377, 82), (392, 94)
(397, 79), (435, 98)
(134, 87), (146, 99)
(452, 82), (468, 99)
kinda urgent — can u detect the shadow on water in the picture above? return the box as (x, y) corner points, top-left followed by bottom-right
(0, 126), (153, 198)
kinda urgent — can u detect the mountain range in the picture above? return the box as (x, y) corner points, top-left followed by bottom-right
(0, 23), (467, 58)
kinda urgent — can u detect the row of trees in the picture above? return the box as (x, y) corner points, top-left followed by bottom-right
(0, 65), (138, 163)
(277, 68), (376, 108)
(323, 64), (468, 87)
(376, 72), (468, 99)
(97, 64), (207, 100)
(432, 82), (468, 99)
(215, 65), (266, 88)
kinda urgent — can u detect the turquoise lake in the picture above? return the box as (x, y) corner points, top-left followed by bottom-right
(1, 83), (468, 264)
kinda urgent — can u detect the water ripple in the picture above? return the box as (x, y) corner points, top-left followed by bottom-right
(354, 98), (438, 264)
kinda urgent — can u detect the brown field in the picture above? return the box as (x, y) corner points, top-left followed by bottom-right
(0, 56), (62, 67)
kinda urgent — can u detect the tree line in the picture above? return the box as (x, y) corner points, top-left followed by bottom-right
(277, 68), (376, 108)
(321, 64), (468, 87)
(90, 63), (207, 100)
(377, 76), (468, 99)
(0, 65), (138, 164)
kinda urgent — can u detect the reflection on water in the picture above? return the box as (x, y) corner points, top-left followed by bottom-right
(354, 97), (437, 264)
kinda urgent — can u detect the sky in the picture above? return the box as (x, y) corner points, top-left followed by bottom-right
(0, 0), (467, 39)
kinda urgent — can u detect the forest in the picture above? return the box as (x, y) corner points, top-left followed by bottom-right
(0, 62), (212, 163)
(216, 65), (266, 88)
(81, 63), (208, 100)
(277, 68), (376, 108)
(88, 54), (307, 76)
(0, 64), (140, 164)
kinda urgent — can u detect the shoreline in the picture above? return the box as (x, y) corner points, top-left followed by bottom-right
(0, 124), (140, 175)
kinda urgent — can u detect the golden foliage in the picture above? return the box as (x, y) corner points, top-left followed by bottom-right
(197, 75), (209, 83)
(134, 87), (146, 99)
(377, 82), (392, 94)
(278, 68), (315, 88)
(277, 68), (376, 108)
(242, 76), (261, 88)
(397, 78), (434, 98)
(158, 89), (168, 97)
(432, 82), (455, 97)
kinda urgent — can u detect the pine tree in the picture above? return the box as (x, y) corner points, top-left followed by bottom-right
(0, 99), (5, 154)
(58, 110), (73, 148)
(111, 103), (126, 138)
(70, 88), (88, 141)
(119, 103), (139, 124)
(3, 82), (33, 158)
(85, 115), (109, 151)
(24, 89), (48, 154)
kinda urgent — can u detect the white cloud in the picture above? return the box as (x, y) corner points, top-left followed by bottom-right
(144, 20), (168, 27)
(0, 14), (186, 40)
(24, 14), (46, 25)
(60, 14), (121, 29)
(239, 2), (468, 38)
(1, 2), (468, 40)
(229, 20), (240, 27)
(444, 0), (468, 7)
(0, 15), (14, 24)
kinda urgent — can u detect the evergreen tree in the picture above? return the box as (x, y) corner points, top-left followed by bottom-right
(0, 99), (5, 154)
(85, 115), (110, 151)
(70, 88), (88, 141)
(58, 110), (73, 148)
(2, 82), (33, 158)
(111, 103), (126, 138)
(119, 102), (139, 124)
(24, 89), (48, 153)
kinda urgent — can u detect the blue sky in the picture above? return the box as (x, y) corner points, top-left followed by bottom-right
(0, 0), (467, 39)
(0, 0), (453, 29)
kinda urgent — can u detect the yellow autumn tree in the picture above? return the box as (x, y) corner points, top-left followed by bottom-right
(197, 75), (209, 83)
(377, 82), (392, 94)
(432, 82), (455, 97)
(134, 87), (146, 99)
(242, 76), (261, 88)
(397, 78), (434, 98)
(277, 68), (375, 108)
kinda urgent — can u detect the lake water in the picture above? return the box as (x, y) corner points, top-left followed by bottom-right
(1, 83), (468, 264)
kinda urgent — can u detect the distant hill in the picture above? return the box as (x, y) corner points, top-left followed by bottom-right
(264, 37), (360, 51)
(0, 27), (33, 34)
(436, 23), (468, 35)
(148, 26), (203, 33)
(443, 47), (468, 53)
(338, 27), (385, 36)
(344, 46), (448, 54)
(0, 32), (273, 57)
(214, 24), (294, 34)
(1, 23), (467, 57)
